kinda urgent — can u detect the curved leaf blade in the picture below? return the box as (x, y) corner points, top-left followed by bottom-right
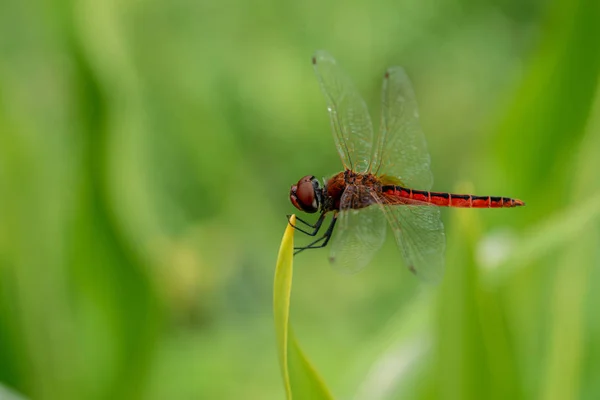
(273, 215), (334, 400)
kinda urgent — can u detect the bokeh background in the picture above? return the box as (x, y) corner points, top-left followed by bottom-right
(1, 0), (599, 398)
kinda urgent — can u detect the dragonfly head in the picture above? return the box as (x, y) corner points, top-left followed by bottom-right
(290, 175), (322, 213)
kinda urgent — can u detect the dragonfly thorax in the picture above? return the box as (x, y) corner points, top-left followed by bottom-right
(290, 175), (324, 214)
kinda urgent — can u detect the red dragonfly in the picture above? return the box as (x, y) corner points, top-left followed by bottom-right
(289, 51), (524, 281)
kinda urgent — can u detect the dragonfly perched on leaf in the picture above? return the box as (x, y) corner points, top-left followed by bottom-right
(289, 51), (524, 282)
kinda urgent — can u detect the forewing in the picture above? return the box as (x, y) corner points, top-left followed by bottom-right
(381, 198), (446, 282)
(372, 67), (434, 190)
(329, 185), (387, 273)
(312, 50), (374, 173)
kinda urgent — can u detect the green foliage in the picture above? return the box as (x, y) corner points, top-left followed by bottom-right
(0, 0), (599, 398)
(274, 215), (334, 399)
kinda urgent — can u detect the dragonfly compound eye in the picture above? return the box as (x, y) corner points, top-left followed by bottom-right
(289, 175), (320, 213)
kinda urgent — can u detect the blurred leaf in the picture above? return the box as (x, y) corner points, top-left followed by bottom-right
(491, 0), (600, 221)
(273, 215), (334, 400)
(437, 208), (518, 400)
(541, 225), (598, 400)
(0, 1), (161, 396)
(540, 86), (600, 400)
(0, 383), (27, 400)
(480, 190), (600, 285)
(351, 291), (435, 400)
(2, 0), (600, 397)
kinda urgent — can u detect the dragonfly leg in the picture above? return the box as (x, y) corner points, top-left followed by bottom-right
(287, 213), (326, 237)
(294, 215), (337, 255)
(292, 215), (320, 229)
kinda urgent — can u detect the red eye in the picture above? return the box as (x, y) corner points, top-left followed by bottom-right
(289, 175), (320, 213)
(290, 185), (302, 210)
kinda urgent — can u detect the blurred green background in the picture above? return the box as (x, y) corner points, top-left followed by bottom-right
(1, 0), (599, 398)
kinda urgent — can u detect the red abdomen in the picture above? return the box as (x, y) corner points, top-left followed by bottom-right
(382, 186), (525, 208)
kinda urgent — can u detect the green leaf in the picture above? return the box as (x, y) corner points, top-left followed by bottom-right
(540, 87), (600, 400)
(479, 190), (600, 286)
(490, 0), (600, 222)
(0, 383), (27, 400)
(273, 215), (335, 400)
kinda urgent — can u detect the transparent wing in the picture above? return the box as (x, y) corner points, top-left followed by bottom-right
(372, 67), (434, 190)
(329, 185), (387, 273)
(381, 198), (446, 282)
(312, 50), (374, 173)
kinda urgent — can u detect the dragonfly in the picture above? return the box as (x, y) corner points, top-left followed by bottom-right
(288, 51), (525, 282)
